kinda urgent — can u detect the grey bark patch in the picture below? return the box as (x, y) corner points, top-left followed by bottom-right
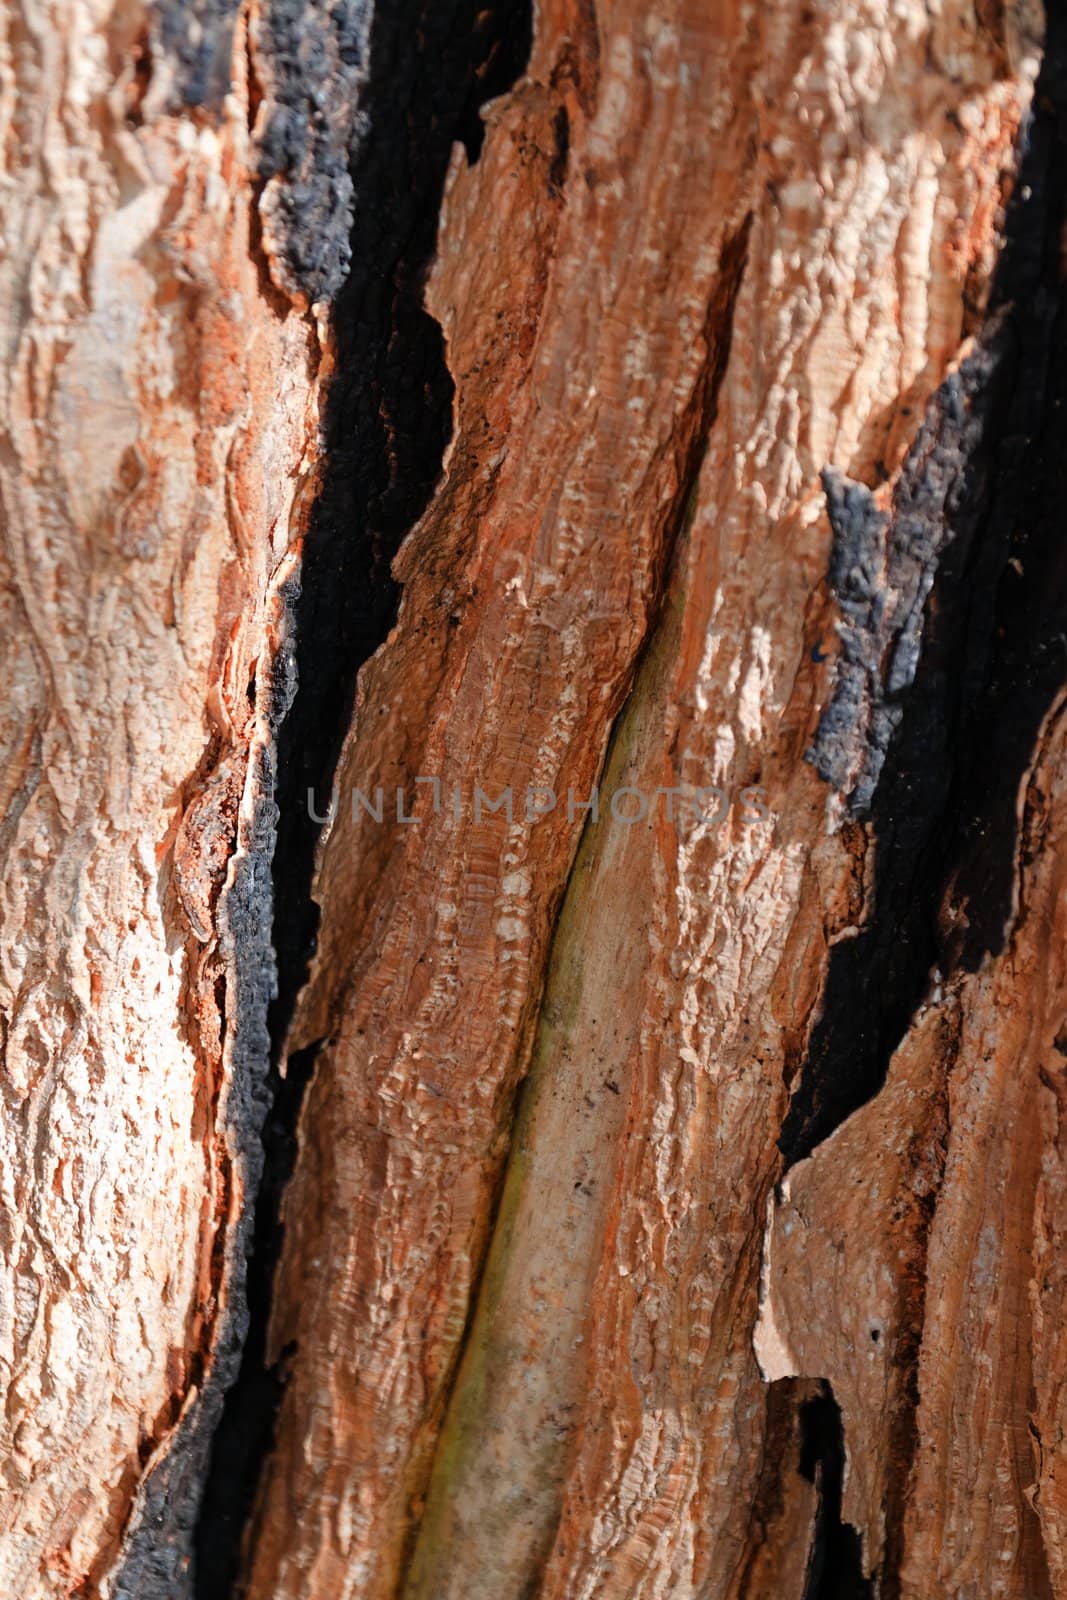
(808, 339), (1001, 815)
(250, 0), (372, 304)
(108, 576), (300, 1600)
(150, 0), (371, 305)
(152, 0), (243, 109)
(807, 471), (894, 811)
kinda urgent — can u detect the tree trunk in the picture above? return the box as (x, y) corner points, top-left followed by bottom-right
(1, 0), (1062, 1597)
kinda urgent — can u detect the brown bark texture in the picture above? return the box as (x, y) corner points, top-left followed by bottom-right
(0, 0), (1064, 1597)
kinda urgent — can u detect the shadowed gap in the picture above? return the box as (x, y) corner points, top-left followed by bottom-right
(192, 0), (532, 1592)
(798, 1386), (873, 1600)
(781, 0), (1067, 1165)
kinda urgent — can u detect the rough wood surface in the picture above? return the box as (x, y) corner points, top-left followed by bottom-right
(257, 1), (1043, 1596)
(0, 4), (320, 1592)
(0, 0), (1064, 1596)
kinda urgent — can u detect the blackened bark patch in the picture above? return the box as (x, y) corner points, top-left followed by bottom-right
(807, 434), (974, 820)
(153, 0), (371, 300)
(807, 473), (892, 812)
(798, 1386), (873, 1600)
(191, 1), (532, 1595)
(783, 1), (1067, 1167)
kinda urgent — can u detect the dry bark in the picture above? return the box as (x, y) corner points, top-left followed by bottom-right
(0, 0), (1064, 1597)
(0, 3), (323, 1591)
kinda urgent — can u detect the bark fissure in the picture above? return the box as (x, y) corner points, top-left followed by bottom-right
(797, 1384), (873, 1600)
(780, 333), (1009, 1167)
(191, 1), (532, 1592)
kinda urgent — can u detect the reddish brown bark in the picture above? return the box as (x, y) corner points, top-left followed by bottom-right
(1, 0), (1063, 1598)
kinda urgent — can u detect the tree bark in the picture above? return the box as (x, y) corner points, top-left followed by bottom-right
(0, 0), (1062, 1597)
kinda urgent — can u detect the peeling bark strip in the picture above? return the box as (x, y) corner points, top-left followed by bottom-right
(242, 0), (764, 1585)
(266, 0), (533, 1047)
(403, 212), (752, 1600)
(195, 0), (533, 1592)
(3, 1), (1067, 1600)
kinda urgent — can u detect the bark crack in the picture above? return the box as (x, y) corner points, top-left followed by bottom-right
(190, 1), (532, 1594)
(797, 1384), (873, 1600)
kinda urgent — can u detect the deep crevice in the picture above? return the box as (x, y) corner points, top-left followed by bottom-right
(781, 0), (1067, 1167)
(797, 1385), (873, 1600)
(735, 1377), (812, 1598)
(191, 0), (532, 1593)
